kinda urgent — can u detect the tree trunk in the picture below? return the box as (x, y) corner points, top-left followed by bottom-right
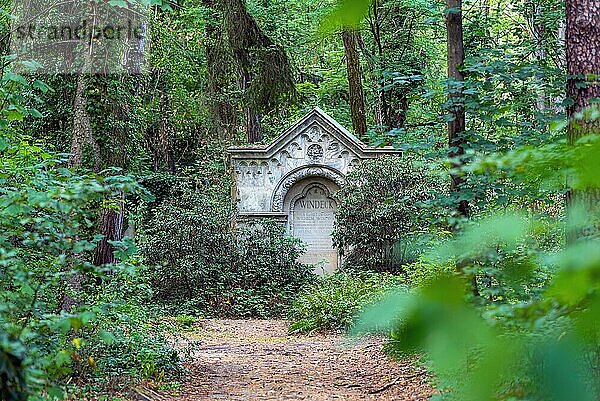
(446, 0), (469, 218)
(365, 1), (389, 130)
(241, 65), (263, 143)
(527, 0), (548, 112)
(221, 0), (294, 144)
(93, 192), (125, 266)
(205, 0), (239, 142)
(70, 73), (100, 171)
(565, 0), (600, 243)
(342, 29), (368, 138)
(566, 0), (600, 142)
(64, 71), (98, 312)
(157, 72), (174, 173)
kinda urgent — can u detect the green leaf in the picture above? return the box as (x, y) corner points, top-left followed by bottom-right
(3, 72), (27, 85)
(7, 110), (23, 121)
(319, 0), (372, 34)
(68, 317), (83, 331)
(99, 330), (116, 344)
(46, 386), (66, 400)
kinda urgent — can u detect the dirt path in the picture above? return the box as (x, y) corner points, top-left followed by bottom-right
(156, 319), (433, 401)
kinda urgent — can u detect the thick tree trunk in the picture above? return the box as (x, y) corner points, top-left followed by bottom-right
(70, 73), (100, 171)
(92, 75), (130, 266)
(222, 0), (294, 144)
(565, 0), (600, 243)
(64, 72), (98, 312)
(342, 29), (367, 138)
(205, 0), (239, 142)
(446, 0), (469, 218)
(93, 192), (125, 266)
(566, 0), (600, 142)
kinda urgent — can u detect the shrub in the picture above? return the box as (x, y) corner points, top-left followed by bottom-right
(288, 271), (404, 333)
(0, 134), (180, 398)
(79, 311), (182, 385)
(333, 156), (442, 272)
(74, 261), (184, 388)
(139, 181), (313, 318)
(401, 258), (455, 288)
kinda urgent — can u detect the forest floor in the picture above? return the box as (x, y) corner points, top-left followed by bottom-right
(142, 319), (434, 401)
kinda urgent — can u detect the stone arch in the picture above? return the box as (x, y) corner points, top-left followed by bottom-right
(284, 179), (340, 274)
(286, 182), (333, 231)
(271, 164), (346, 212)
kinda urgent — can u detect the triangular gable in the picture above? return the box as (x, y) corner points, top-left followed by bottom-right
(228, 107), (399, 159)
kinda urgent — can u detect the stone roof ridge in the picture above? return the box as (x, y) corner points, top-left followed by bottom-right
(228, 107), (401, 157)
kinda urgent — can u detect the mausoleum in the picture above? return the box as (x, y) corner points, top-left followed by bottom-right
(228, 107), (400, 274)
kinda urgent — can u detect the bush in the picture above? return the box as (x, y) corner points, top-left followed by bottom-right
(333, 156), (442, 272)
(288, 271), (404, 333)
(401, 258), (455, 288)
(0, 134), (180, 398)
(139, 181), (313, 318)
(74, 262), (184, 388)
(78, 309), (182, 386)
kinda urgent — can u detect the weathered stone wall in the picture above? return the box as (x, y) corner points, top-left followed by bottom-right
(228, 107), (400, 273)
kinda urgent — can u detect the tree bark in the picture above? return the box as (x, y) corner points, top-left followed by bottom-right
(156, 71), (174, 173)
(145, 69), (175, 173)
(565, 0), (600, 243)
(70, 73), (101, 171)
(446, 0), (469, 218)
(241, 65), (263, 143)
(342, 29), (368, 138)
(566, 0), (600, 143)
(365, 1), (388, 130)
(205, 0), (239, 142)
(527, 0), (548, 112)
(93, 192), (125, 266)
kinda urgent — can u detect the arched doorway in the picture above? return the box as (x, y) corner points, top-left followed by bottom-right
(283, 177), (340, 274)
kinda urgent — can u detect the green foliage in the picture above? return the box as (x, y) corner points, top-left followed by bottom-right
(354, 136), (600, 401)
(320, 0), (371, 33)
(140, 179), (313, 318)
(333, 156), (442, 272)
(402, 258), (455, 288)
(0, 132), (180, 397)
(79, 308), (181, 384)
(0, 334), (27, 401)
(288, 271), (404, 333)
(175, 314), (197, 329)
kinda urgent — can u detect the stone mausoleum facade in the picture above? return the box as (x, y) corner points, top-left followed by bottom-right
(228, 107), (400, 274)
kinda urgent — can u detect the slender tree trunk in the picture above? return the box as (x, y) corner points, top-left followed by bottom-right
(565, 0), (600, 243)
(157, 72), (175, 173)
(446, 0), (476, 296)
(144, 70), (175, 172)
(342, 29), (367, 138)
(446, 0), (469, 218)
(241, 65), (263, 143)
(366, 1), (389, 130)
(527, 0), (548, 112)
